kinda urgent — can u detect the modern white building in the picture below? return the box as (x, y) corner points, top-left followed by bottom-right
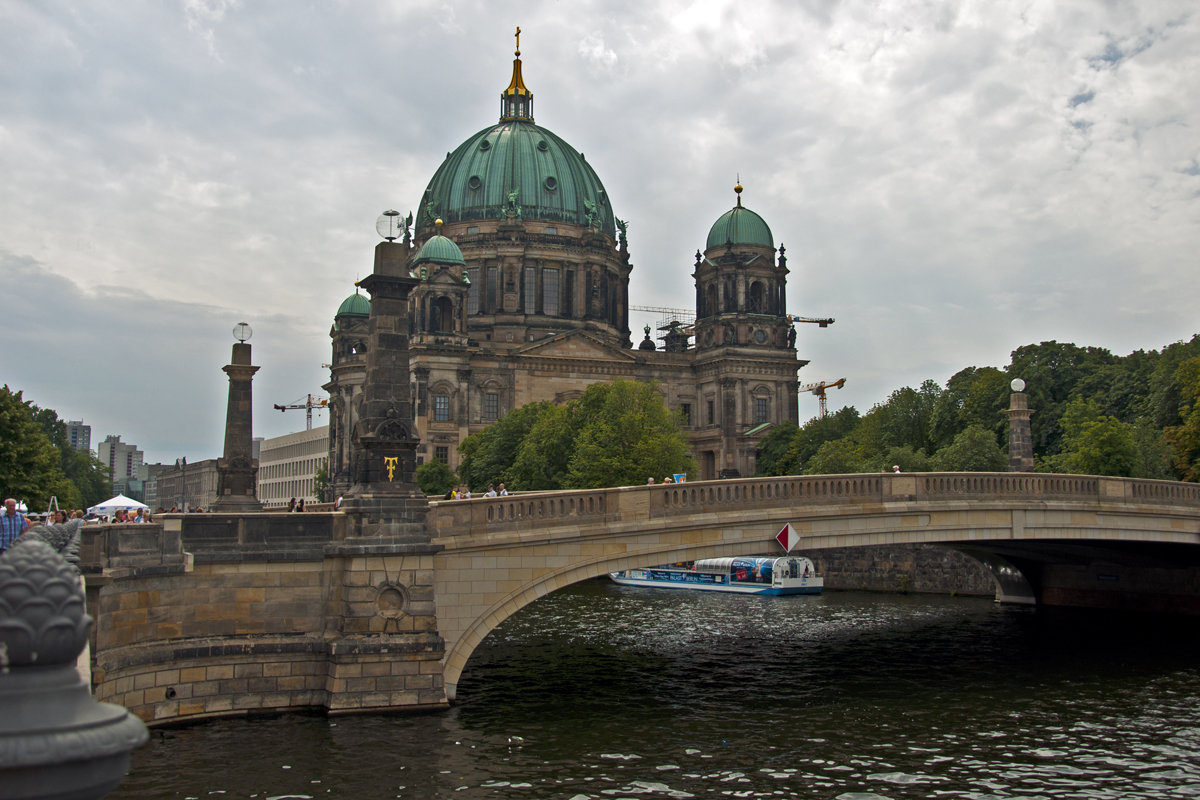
(98, 434), (144, 494)
(258, 426), (329, 508)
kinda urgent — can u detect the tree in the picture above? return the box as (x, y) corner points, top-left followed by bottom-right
(1007, 341), (1116, 456)
(416, 459), (458, 496)
(804, 438), (869, 475)
(30, 405), (110, 509)
(754, 421), (798, 477)
(1164, 356), (1200, 481)
(313, 459), (330, 503)
(776, 406), (860, 475)
(509, 404), (573, 490)
(880, 445), (934, 473)
(458, 401), (554, 491)
(932, 425), (1006, 472)
(0, 385), (75, 511)
(564, 380), (695, 488)
(1040, 398), (1139, 477)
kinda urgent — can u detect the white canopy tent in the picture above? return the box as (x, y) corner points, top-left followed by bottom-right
(87, 494), (150, 517)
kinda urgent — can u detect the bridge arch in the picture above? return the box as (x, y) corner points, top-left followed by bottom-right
(431, 473), (1200, 701)
(438, 536), (804, 700)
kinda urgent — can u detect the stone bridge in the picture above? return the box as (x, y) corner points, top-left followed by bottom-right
(83, 472), (1200, 724)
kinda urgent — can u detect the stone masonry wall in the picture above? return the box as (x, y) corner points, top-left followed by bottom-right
(811, 543), (995, 596)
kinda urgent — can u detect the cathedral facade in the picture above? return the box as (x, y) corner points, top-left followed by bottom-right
(325, 38), (806, 494)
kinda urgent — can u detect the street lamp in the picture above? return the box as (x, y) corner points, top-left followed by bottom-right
(376, 209), (402, 241)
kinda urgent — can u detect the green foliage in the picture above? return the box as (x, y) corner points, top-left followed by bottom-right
(932, 425), (1007, 472)
(754, 421), (799, 476)
(1164, 356), (1200, 481)
(1008, 341), (1117, 456)
(804, 438), (869, 475)
(1039, 398), (1139, 477)
(416, 458), (458, 497)
(880, 445), (934, 473)
(775, 407), (861, 475)
(313, 460), (330, 503)
(463, 380), (695, 491)
(509, 404), (573, 490)
(0, 385), (76, 511)
(31, 405), (110, 508)
(564, 380), (695, 488)
(458, 401), (554, 491)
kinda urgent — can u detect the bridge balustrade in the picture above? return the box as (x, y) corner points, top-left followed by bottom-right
(431, 473), (1200, 538)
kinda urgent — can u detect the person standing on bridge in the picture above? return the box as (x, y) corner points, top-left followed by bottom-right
(2, 498), (29, 555)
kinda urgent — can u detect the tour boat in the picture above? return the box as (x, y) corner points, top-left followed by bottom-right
(608, 556), (823, 596)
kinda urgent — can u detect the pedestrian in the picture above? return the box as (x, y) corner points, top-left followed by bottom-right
(2, 498), (29, 554)
(647, 477), (655, 484)
(498, 483), (508, 496)
(297, 498), (305, 512)
(288, 497), (297, 512)
(485, 485), (497, 497)
(892, 465), (901, 474)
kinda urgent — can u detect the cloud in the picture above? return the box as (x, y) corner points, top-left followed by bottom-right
(1, 0), (1197, 452)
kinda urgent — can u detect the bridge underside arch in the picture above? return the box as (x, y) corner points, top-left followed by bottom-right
(438, 539), (801, 700)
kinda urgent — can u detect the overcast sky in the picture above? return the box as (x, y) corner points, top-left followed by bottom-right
(2, 1), (1197, 464)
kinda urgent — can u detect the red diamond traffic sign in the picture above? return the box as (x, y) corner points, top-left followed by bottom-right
(776, 523), (800, 553)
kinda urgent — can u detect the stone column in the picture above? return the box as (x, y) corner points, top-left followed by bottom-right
(327, 239), (446, 712)
(1005, 379), (1035, 472)
(212, 336), (264, 512)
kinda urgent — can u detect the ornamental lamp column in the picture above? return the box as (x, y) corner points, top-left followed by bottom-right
(1005, 378), (1035, 472)
(212, 322), (265, 511)
(0, 537), (149, 800)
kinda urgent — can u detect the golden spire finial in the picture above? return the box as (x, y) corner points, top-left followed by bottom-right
(435, 217), (444, 231)
(501, 26), (533, 121)
(734, 177), (743, 207)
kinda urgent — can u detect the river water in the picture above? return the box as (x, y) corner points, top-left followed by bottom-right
(110, 581), (1200, 799)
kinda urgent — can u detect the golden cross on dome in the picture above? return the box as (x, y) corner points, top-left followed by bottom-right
(515, 26), (521, 56)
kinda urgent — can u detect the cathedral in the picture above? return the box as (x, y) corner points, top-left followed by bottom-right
(324, 34), (807, 494)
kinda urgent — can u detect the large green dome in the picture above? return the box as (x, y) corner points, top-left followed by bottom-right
(418, 120), (615, 237)
(706, 187), (774, 250)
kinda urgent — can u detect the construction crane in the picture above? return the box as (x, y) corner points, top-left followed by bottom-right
(273, 394), (329, 430)
(798, 378), (846, 420)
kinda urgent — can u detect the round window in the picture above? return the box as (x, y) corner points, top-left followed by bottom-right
(537, 139), (549, 152)
(543, 176), (558, 191)
(479, 140), (491, 151)
(467, 175), (482, 191)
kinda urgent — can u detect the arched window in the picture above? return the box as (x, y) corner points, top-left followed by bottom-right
(748, 281), (764, 313)
(705, 284), (718, 318)
(723, 278), (736, 313)
(430, 296), (455, 333)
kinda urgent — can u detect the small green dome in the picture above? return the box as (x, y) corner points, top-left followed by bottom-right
(336, 292), (370, 317)
(413, 234), (467, 267)
(706, 185), (774, 250)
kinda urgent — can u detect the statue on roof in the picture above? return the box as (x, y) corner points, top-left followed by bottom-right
(584, 198), (600, 229)
(504, 187), (522, 219)
(615, 217), (628, 247)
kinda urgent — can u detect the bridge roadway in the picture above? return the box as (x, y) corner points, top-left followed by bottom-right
(427, 472), (1200, 699)
(85, 472), (1200, 722)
